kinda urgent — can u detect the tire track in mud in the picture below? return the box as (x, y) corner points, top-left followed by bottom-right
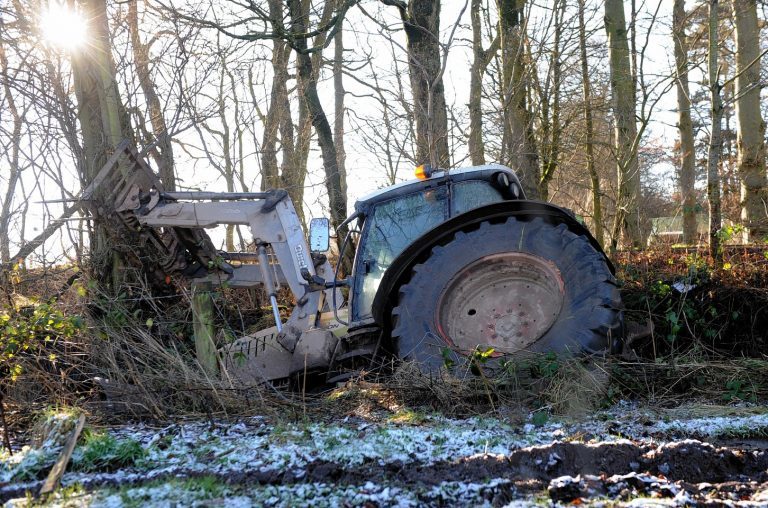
(3, 439), (767, 504)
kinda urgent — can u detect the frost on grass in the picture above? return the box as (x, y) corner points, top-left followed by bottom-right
(7, 405), (768, 506)
(651, 412), (768, 439)
(0, 410), (77, 483)
(89, 478), (521, 508)
(61, 415), (545, 484)
(0, 445), (59, 482)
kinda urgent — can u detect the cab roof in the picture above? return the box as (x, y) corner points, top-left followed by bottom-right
(353, 164), (521, 216)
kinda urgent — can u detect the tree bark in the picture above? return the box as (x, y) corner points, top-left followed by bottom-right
(733, 0), (768, 242)
(498, 0), (539, 199)
(260, 0), (288, 193)
(292, 0), (334, 205)
(0, 37), (22, 263)
(71, 0), (134, 264)
(605, 0), (641, 250)
(468, 0), (498, 166)
(127, 0), (176, 191)
(333, 4), (347, 200)
(287, 0), (347, 248)
(393, 0), (451, 168)
(578, 0), (603, 247)
(673, 0), (697, 245)
(538, 0), (565, 200)
(707, 0), (723, 263)
(219, 57), (235, 251)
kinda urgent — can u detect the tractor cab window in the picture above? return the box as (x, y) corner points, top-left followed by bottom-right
(352, 179), (505, 321)
(451, 180), (504, 215)
(354, 187), (447, 320)
(353, 180), (504, 319)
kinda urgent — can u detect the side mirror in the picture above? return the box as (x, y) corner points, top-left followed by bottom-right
(309, 217), (330, 253)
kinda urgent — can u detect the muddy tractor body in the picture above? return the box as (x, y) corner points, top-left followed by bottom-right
(88, 143), (623, 385)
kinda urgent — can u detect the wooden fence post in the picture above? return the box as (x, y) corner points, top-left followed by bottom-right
(192, 281), (218, 375)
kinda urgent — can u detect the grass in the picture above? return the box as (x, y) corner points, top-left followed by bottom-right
(71, 430), (146, 472)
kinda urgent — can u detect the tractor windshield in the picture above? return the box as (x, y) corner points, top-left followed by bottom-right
(353, 180), (503, 321)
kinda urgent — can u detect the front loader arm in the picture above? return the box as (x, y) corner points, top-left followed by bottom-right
(137, 194), (311, 296)
(129, 189), (340, 349)
(84, 143), (341, 354)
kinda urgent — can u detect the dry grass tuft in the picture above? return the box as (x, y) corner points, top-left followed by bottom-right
(541, 359), (610, 417)
(608, 356), (768, 405)
(355, 355), (612, 419)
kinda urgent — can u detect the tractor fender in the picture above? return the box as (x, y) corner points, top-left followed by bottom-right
(371, 200), (614, 327)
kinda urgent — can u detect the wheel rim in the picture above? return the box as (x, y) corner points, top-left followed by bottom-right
(436, 252), (565, 353)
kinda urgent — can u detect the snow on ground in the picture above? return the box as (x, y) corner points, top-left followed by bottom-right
(2, 403), (768, 506)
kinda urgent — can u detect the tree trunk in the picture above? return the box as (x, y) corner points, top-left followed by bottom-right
(277, 72), (302, 226)
(287, 0), (347, 249)
(538, 0), (565, 200)
(333, 4), (347, 200)
(0, 37), (22, 263)
(260, 2), (287, 193)
(399, 0), (451, 168)
(468, 0), (498, 166)
(127, 0), (176, 191)
(673, 0), (697, 245)
(605, 0), (641, 250)
(733, 0), (768, 242)
(261, 0), (334, 230)
(578, 0), (603, 246)
(498, 0), (539, 199)
(219, 59), (235, 252)
(295, 0), (334, 188)
(707, 0), (723, 263)
(71, 0), (134, 265)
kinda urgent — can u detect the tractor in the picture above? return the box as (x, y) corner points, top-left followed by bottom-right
(86, 143), (623, 386)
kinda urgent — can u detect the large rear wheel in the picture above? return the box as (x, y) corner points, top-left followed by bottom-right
(390, 217), (622, 374)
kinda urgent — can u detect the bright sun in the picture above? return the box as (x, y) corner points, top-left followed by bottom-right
(40, 3), (87, 50)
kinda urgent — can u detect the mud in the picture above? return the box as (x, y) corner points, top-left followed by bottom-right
(292, 439), (768, 486)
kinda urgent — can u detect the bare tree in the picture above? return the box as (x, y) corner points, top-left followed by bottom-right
(498, 0), (539, 198)
(537, 0), (566, 200)
(333, 0), (348, 200)
(381, 0), (451, 168)
(468, 0), (498, 166)
(732, 0), (768, 242)
(259, 0), (291, 195)
(605, 0), (641, 249)
(287, 0), (347, 242)
(577, 0), (603, 246)
(127, 0), (176, 191)
(0, 33), (23, 263)
(707, 0), (723, 262)
(673, 0), (697, 245)
(71, 0), (135, 267)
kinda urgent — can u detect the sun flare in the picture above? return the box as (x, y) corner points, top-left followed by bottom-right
(40, 3), (87, 50)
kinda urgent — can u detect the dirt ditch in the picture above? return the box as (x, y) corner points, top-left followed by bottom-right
(295, 439), (768, 504)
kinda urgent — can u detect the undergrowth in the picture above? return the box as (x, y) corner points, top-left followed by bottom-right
(1, 246), (767, 424)
(618, 247), (768, 358)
